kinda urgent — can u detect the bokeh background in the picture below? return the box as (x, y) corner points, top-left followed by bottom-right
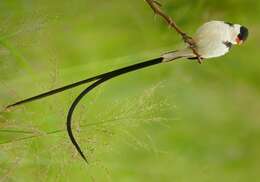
(0, 0), (259, 181)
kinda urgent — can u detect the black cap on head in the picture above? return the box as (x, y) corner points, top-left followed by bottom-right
(238, 26), (249, 42)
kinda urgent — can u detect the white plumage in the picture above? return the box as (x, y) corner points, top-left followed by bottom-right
(162, 20), (247, 61)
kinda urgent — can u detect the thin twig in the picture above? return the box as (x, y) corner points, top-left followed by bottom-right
(145, 0), (202, 63)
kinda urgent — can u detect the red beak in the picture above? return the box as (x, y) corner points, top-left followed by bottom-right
(236, 37), (243, 45)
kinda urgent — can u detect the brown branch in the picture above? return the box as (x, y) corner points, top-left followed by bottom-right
(145, 0), (202, 64)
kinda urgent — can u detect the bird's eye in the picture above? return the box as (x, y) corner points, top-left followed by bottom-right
(238, 26), (249, 42)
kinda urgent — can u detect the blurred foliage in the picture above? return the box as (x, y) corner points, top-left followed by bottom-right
(0, 0), (260, 181)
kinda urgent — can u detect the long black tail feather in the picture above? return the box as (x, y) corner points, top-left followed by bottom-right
(67, 57), (164, 163)
(6, 57), (163, 109)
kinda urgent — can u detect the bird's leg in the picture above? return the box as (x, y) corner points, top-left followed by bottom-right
(181, 33), (202, 64)
(181, 33), (195, 47)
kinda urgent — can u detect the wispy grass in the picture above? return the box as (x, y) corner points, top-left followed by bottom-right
(1, 0), (260, 181)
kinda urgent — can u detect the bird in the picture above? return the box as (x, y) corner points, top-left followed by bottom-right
(5, 20), (249, 163)
(162, 20), (248, 61)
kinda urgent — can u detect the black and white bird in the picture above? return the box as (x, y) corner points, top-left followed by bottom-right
(162, 20), (248, 61)
(6, 20), (249, 163)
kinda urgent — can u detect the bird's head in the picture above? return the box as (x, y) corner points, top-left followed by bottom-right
(230, 24), (249, 45)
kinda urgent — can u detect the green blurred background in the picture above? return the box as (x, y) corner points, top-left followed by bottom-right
(0, 0), (259, 181)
